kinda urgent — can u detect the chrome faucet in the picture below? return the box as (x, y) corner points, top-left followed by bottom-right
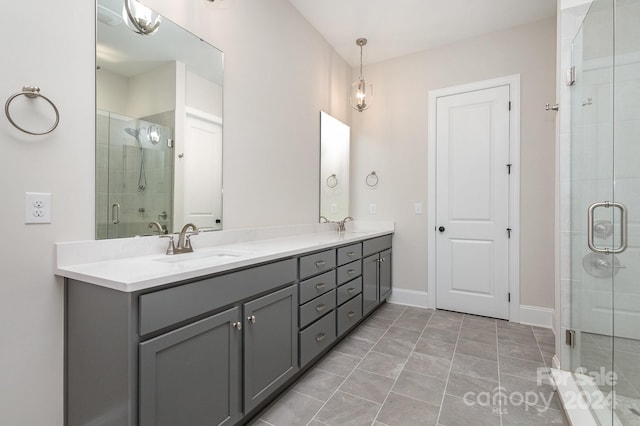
(148, 221), (165, 235)
(159, 223), (199, 255)
(337, 216), (353, 232)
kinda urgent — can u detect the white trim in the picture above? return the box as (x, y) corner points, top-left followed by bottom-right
(519, 305), (554, 329)
(185, 106), (222, 125)
(427, 74), (521, 322)
(387, 289), (430, 309)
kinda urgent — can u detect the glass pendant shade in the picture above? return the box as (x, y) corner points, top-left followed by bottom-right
(123, 0), (161, 35)
(350, 38), (373, 112)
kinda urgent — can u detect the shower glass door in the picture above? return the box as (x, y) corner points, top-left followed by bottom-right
(570, 0), (640, 423)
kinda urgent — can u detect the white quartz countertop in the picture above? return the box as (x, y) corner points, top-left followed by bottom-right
(55, 222), (394, 292)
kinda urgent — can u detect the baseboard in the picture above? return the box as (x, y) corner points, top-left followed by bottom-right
(519, 304), (554, 329)
(388, 289), (430, 309)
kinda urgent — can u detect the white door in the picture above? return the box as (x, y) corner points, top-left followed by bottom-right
(435, 85), (511, 319)
(183, 115), (223, 229)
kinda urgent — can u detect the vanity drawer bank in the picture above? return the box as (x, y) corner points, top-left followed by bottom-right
(59, 227), (393, 426)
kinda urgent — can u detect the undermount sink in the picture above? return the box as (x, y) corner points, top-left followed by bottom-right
(153, 249), (249, 265)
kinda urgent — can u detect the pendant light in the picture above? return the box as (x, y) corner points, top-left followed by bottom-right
(350, 38), (373, 112)
(123, 0), (161, 35)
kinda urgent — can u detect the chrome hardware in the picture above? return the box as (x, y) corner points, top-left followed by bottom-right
(111, 203), (120, 224)
(232, 322), (242, 331)
(588, 202), (628, 254)
(582, 97), (593, 107)
(319, 216), (329, 223)
(326, 174), (338, 188)
(347, 251), (356, 257)
(315, 333), (326, 342)
(566, 329), (576, 348)
(174, 223), (199, 254)
(158, 210), (168, 221)
(347, 287), (357, 294)
(315, 260), (326, 268)
(315, 283), (326, 290)
(366, 171), (379, 187)
(347, 269), (356, 275)
(593, 220), (613, 239)
(159, 235), (176, 255)
(336, 216), (354, 232)
(167, 139), (174, 148)
(138, 207), (146, 213)
(347, 311), (356, 318)
(315, 304), (327, 312)
(248, 315), (256, 324)
(380, 257), (386, 263)
(566, 66), (576, 86)
(5, 86), (60, 135)
(582, 252), (625, 278)
(545, 103), (559, 111)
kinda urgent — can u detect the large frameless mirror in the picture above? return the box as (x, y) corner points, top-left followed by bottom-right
(96, 0), (223, 239)
(319, 111), (350, 222)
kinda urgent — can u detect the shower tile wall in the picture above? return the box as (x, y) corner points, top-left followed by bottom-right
(96, 111), (173, 239)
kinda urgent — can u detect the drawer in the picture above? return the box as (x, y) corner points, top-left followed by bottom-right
(337, 276), (362, 306)
(337, 260), (361, 286)
(299, 310), (336, 366)
(139, 259), (296, 336)
(299, 270), (336, 305)
(337, 296), (363, 337)
(299, 290), (336, 329)
(337, 243), (362, 266)
(363, 234), (393, 257)
(299, 249), (336, 279)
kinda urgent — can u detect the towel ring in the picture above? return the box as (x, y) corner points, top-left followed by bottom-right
(326, 174), (338, 188)
(5, 86), (60, 135)
(366, 171), (379, 187)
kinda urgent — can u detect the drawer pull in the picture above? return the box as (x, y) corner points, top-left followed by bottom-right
(347, 251), (356, 257)
(347, 269), (356, 275)
(315, 260), (326, 268)
(232, 322), (242, 331)
(347, 311), (356, 318)
(315, 332), (327, 342)
(247, 315), (256, 324)
(315, 304), (327, 312)
(315, 282), (327, 290)
(347, 287), (357, 294)
(381, 257), (386, 262)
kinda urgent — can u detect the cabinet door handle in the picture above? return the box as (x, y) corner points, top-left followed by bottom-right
(347, 251), (356, 257)
(347, 311), (356, 318)
(347, 287), (357, 294)
(315, 260), (326, 268)
(315, 304), (327, 312)
(232, 322), (242, 331)
(380, 257), (386, 262)
(347, 269), (356, 275)
(315, 282), (326, 290)
(247, 315), (256, 324)
(315, 332), (326, 342)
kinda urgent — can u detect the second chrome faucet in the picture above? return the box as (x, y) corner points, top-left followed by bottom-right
(157, 223), (200, 255)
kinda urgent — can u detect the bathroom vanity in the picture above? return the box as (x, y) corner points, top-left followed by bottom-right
(58, 225), (393, 425)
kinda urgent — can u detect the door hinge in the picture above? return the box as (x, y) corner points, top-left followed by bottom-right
(507, 163), (512, 174)
(168, 138), (175, 148)
(566, 66), (576, 86)
(508, 101), (511, 111)
(566, 329), (576, 348)
(508, 292), (511, 303)
(507, 228), (512, 238)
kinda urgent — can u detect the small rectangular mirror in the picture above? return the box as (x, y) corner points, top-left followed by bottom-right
(319, 111), (350, 222)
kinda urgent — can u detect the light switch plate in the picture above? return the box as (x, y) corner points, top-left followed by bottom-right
(25, 192), (51, 224)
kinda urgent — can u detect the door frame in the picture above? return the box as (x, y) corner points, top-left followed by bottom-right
(426, 74), (521, 322)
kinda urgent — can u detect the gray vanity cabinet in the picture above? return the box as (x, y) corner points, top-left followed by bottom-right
(139, 307), (241, 426)
(362, 235), (393, 315)
(243, 284), (298, 413)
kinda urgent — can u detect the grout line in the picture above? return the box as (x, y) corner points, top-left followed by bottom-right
(307, 305), (409, 425)
(289, 389), (327, 404)
(495, 317), (504, 426)
(433, 311), (464, 425)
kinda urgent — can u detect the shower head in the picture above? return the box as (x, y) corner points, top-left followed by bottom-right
(124, 126), (161, 145)
(124, 127), (140, 138)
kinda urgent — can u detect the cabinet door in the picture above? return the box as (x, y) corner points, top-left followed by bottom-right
(362, 254), (379, 315)
(244, 285), (298, 412)
(139, 307), (241, 426)
(379, 249), (392, 301)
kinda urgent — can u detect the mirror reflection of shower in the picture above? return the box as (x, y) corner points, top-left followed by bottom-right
(124, 125), (161, 191)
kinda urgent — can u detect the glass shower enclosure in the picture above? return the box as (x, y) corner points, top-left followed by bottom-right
(96, 110), (174, 239)
(568, 0), (640, 423)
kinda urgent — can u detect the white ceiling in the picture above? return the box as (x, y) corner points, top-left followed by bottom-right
(288, 0), (557, 67)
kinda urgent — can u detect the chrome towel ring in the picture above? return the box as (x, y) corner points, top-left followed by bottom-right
(366, 171), (379, 187)
(326, 174), (338, 188)
(5, 86), (60, 135)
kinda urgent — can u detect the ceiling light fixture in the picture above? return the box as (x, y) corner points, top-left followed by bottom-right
(123, 0), (161, 35)
(350, 38), (373, 112)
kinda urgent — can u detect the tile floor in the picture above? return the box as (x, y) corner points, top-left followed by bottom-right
(252, 303), (568, 426)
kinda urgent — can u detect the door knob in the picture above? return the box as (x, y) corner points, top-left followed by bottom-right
(438, 226), (445, 233)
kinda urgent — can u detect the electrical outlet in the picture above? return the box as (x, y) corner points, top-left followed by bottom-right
(414, 202), (423, 215)
(369, 203), (377, 214)
(331, 203), (337, 214)
(25, 192), (51, 224)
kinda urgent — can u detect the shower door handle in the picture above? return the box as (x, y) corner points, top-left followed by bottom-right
(112, 203), (121, 225)
(587, 201), (627, 254)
